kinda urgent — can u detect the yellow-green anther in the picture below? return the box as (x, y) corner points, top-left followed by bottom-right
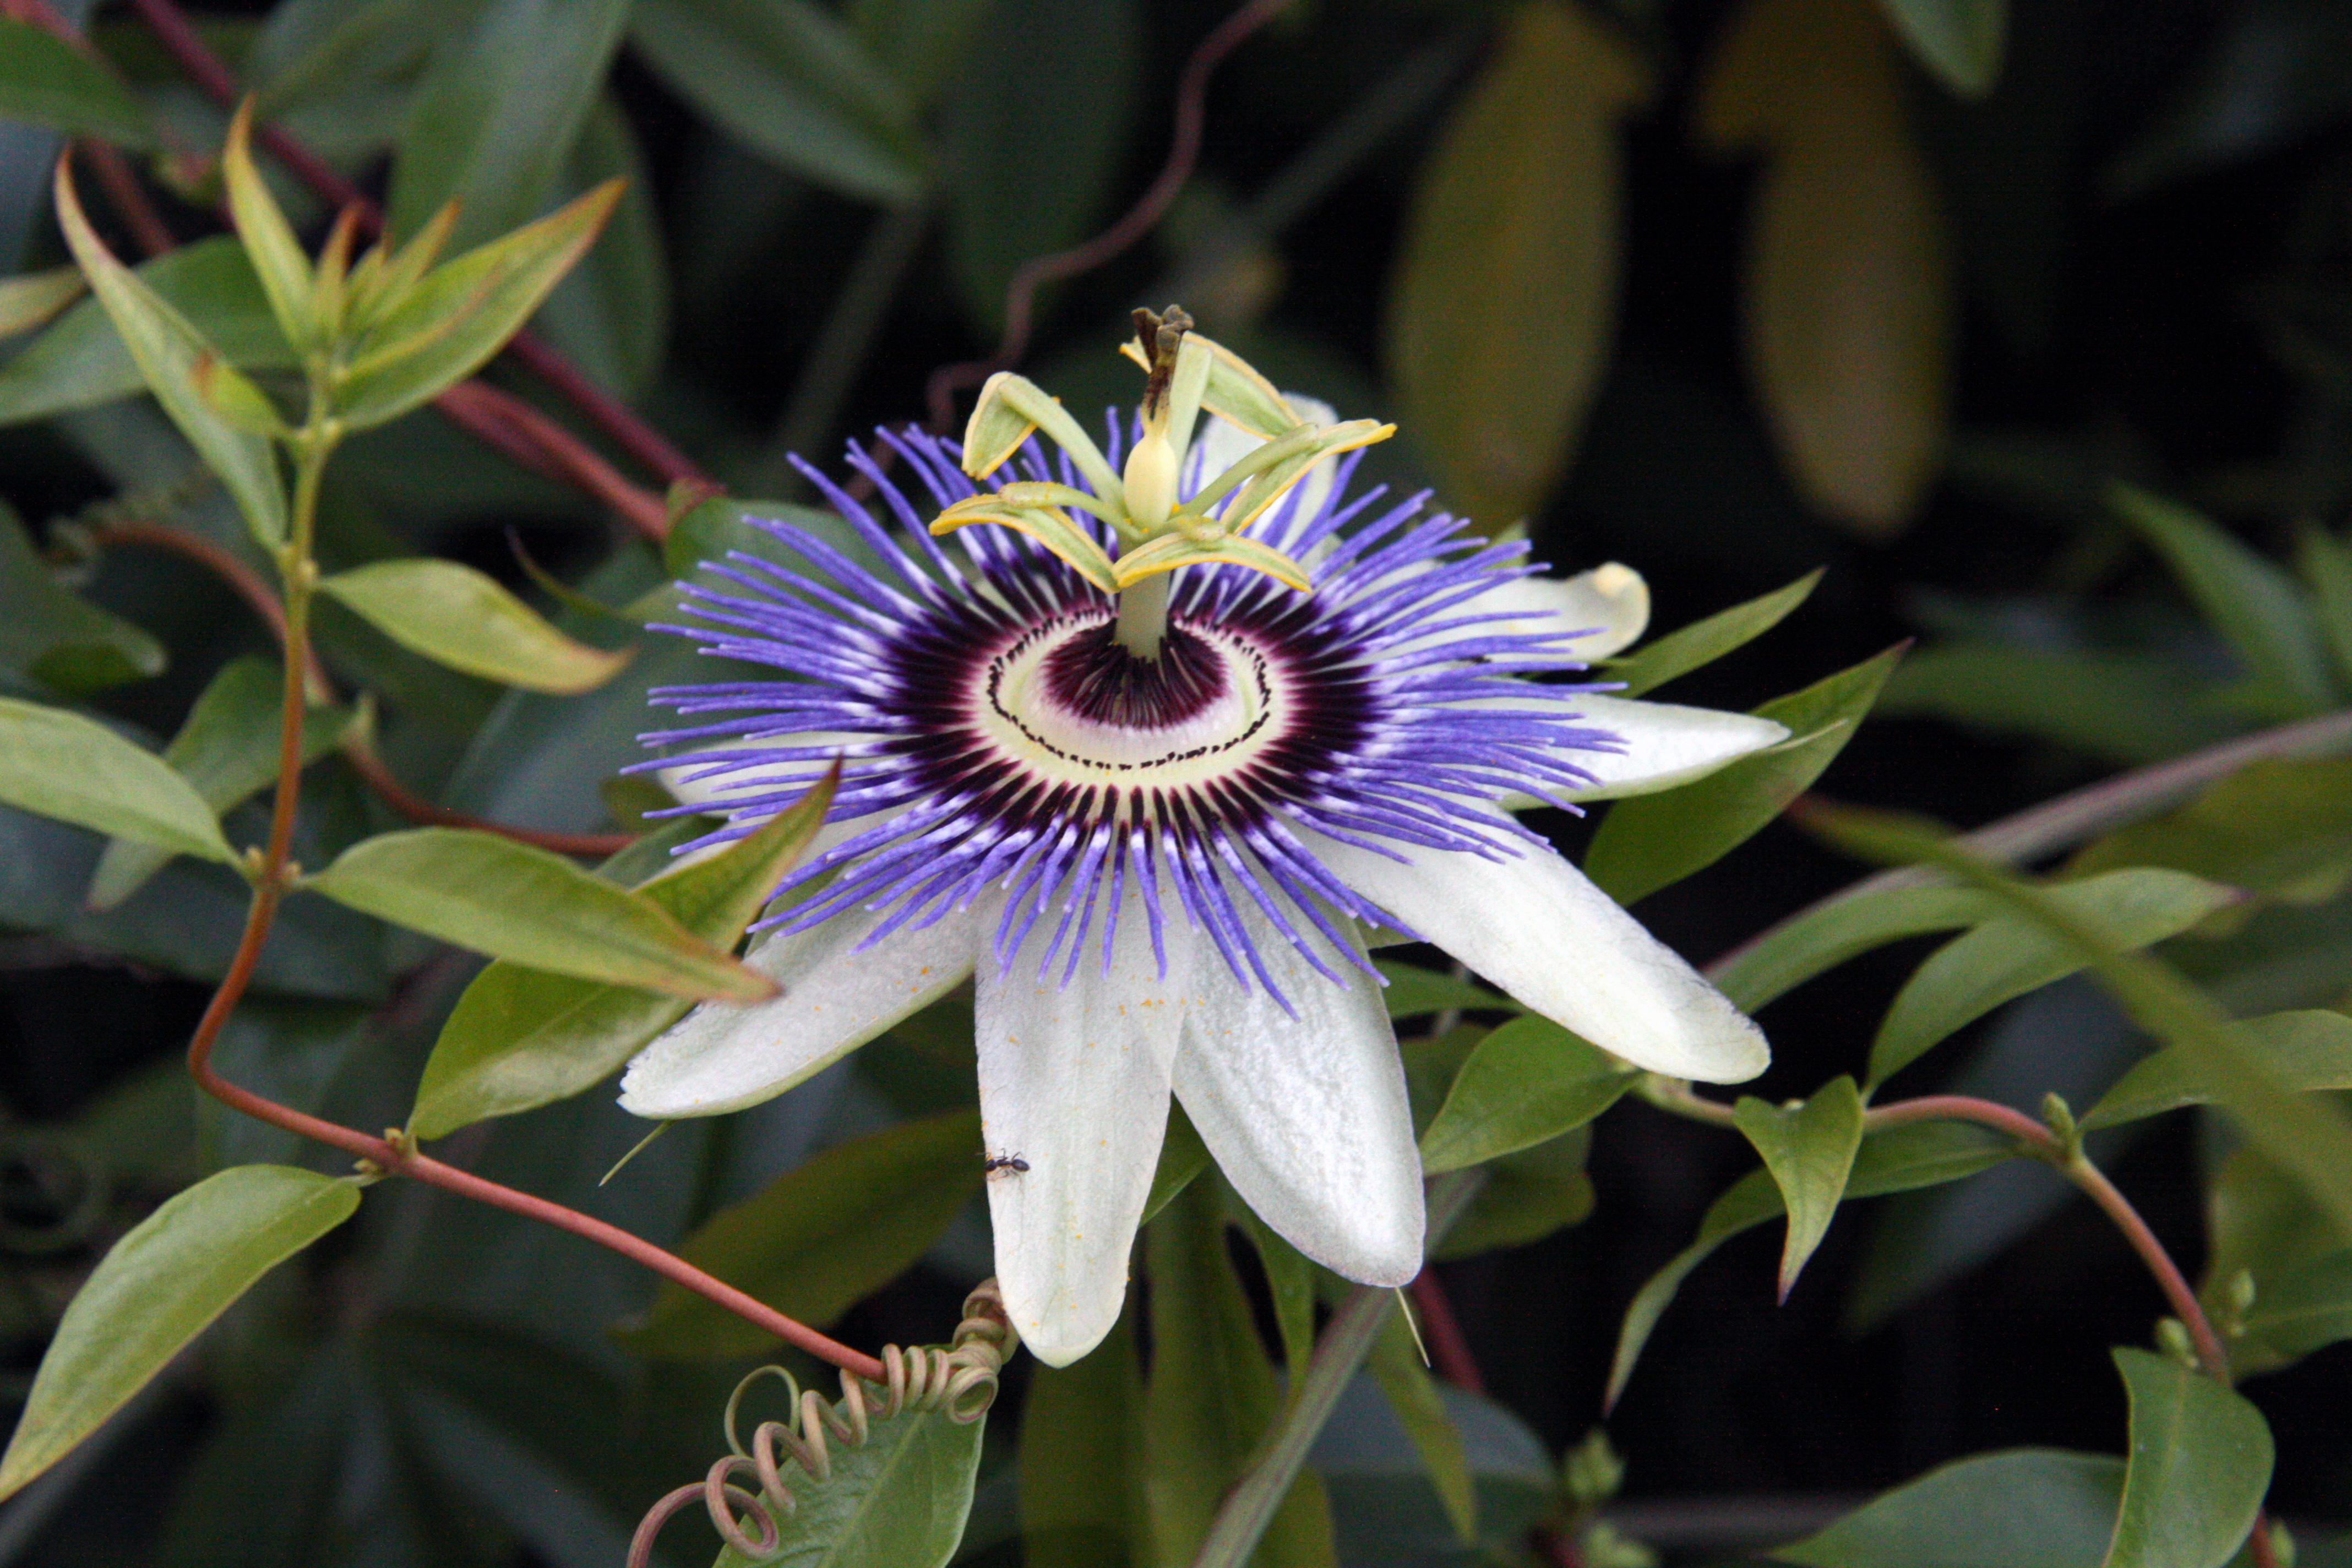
(1111, 530), (1311, 594)
(995, 480), (1128, 529)
(961, 372), (1124, 501)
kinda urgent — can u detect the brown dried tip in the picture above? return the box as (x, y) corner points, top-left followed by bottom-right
(1133, 303), (1194, 417)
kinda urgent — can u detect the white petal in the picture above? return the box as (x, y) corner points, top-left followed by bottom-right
(977, 888), (1199, 1366)
(618, 901), (979, 1118)
(1555, 696), (1790, 802)
(1172, 910), (1422, 1286)
(1465, 563), (1650, 657)
(1305, 825), (1768, 1085)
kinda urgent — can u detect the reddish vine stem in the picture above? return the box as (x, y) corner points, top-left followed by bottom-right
(923, 0), (1300, 430)
(437, 382), (671, 541)
(125, 0), (711, 494)
(77, 138), (175, 258)
(88, 518), (634, 857)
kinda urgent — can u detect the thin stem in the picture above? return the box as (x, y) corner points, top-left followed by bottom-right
(78, 138), (174, 259)
(925, 0), (1300, 429)
(171, 406), (881, 1380)
(1191, 1170), (1483, 1568)
(340, 743), (632, 857)
(435, 381), (671, 540)
(1709, 709), (2352, 982)
(1406, 1272), (1485, 1394)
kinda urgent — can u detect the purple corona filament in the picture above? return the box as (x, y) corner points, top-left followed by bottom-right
(641, 423), (1626, 1009)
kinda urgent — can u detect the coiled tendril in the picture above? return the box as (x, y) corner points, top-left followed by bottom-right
(626, 1280), (1018, 1567)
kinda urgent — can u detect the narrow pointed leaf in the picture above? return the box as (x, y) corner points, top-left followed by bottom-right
(222, 102), (315, 354)
(1708, 884), (1998, 1011)
(332, 179), (623, 430)
(89, 657), (358, 909)
(1607, 1121), (2012, 1408)
(1419, 1015), (1632, 1173)
(0, 266), (84, 339)
(0, 238), (292, 426)
(625, 1108), (984, 1357)
(385, 0), (629, 249)
(0, 1166), (359, 1501)
(1389, 1), (1647, 530)
(630, 0), (923, 206)
(1733, 1074), (1865, 1297)
(411, 775), (832, 1137)
(2066, 758), (2352, 899)
(2085, 1011), (2352, 1130)
(0, 19), (154, 148)
(53, 161), (286, 547)
(2296, 524), (2352, 691)
(0, 696), (235, 863)
(1584, 643), (1904, 905)
(2111, 486), (2334, 715)
(318, 558), (629, 694)
(1867, 868), (2238, 1088)
(1776, 1449), (2126, 1568)
(1606, 569), (1822, 698)
(2101, 1348), (2271, 1568)
(303, 826), (774, 1001)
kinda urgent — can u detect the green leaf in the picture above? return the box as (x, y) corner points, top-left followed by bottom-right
(1698, 0), (1952, 534)
(2067, 759), (2352, 904)
(2111, 485), (2335, 716)
(1606, 568), (1823, 698)
(2102, 1347), (2271, 1568)
(302, 826), (772, 1000)
(317, 558), (629, 694)
(1584, 643), (1903, 905)
(334, 179), (624, 430)
(0, 1165), (359, 1501)
(1434, 1127), (1596, 1259)
(626, 1108), (983, 1358)
(0, 18), (155, 148)
(1775, 1448), (2125, 1567)
(0, 265), (84, 338)
(1418, 1015), (1632, 1174)
(1375, 960), (1518, 1021)
(1020, 1318), (1146, 1568)
(849, 0), (992, 106)
(0, 695), (236, 864)
(1366, 1309), (1477, 1545)
(2085, 1010), (2352, 1130)
(412, 786), (829, 1137)
(53, 161), (287, 548)
(941, 0), (1136, 333)
(1387, 1), (1647, 530)
(89, 657), (357, 910)
(629, 0), (924, 206)
(222, 103), (316, 355)
(2239, 1246), (2352, 1360)
(1143, 1180), (1337, 1568)
(1874, 0), (2007, 98)
(1709, 884), (1998, 1012)
(1229, 1203), (1316, 1378)
(384, 0), (629, 250)
(0, 503), (164, 694)
(0, 238), (294, 426)
(1607, 1121), (2011, 1408)
(1868, 868), (2240, 1088)
(1734, 1074), (1865, 1298)
(711, 1388), (987, 1568)
(1811, 806), (2352, 1248)
(2296, 524), (2352, 692)
(1876, 643), (2241, 766)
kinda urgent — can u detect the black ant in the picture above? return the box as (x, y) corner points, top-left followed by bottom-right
(982, 1151), (1030, 1178)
